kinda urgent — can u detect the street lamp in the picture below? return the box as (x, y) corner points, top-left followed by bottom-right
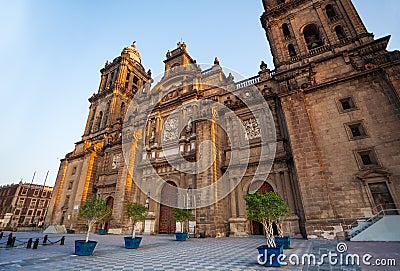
(145, 192), (150, 210)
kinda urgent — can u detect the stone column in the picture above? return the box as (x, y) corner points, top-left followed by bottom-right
(341, 0), (370, 41)
(283, 170), (296, 213)
(314, 2), (336, 45)
(46, 159), (68, 225)
(230, 178), (237, 218)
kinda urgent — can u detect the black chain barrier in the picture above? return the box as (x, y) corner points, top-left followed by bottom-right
(0, 232), (65, 249)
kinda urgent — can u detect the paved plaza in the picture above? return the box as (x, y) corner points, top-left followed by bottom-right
(0, 232), (398, 271)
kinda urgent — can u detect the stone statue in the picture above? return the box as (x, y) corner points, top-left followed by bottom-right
(186, 117), (193, 133)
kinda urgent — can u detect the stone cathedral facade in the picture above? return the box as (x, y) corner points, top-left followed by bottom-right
(46, 0), (400, 239)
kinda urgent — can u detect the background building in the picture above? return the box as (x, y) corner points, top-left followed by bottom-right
(0, 182), (53, 230)
(46, 0), (400, 239)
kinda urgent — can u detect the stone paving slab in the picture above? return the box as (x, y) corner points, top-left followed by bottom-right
(0, 232), (398, 271)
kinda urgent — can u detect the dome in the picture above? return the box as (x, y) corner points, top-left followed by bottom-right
(122, 41), (141, 63)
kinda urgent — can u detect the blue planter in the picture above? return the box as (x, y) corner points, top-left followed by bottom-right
(75, 240), (97, 256)
(124, 236), (142, 249)
(257, 244), (284, 267)
(275, 236), (290, 249)
(98, 229), (107, 235)
(175, 232), (188, 241)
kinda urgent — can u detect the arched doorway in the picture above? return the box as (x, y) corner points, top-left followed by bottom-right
(105, 196), (114, 231)
(248, 181), (278, 235)
(159, 181), (177, 234)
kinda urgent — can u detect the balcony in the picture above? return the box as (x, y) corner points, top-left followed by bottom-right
(235, 76), (260, 90)
(308, 44), (331, 57)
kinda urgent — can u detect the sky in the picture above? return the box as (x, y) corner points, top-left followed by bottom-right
(0, 1), (399, 187)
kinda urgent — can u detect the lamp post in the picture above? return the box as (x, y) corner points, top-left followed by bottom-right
(145, 192), (150, 210)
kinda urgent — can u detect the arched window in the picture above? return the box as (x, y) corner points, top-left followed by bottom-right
(335, 25), (346, 40)
(88, 106), (96, 133)
(109, 71), (114, 87)
(288, 44), (297, 57)
(303, 24), (323, 50)
(326, 4), (337, 19)
(97, 111), (103, 130)
(103, 101), (111, 128)
(282, 23), (291, 38)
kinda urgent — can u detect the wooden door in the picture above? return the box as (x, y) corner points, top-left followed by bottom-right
(159, 181), (177, 234)
(368, 182), (397, 214)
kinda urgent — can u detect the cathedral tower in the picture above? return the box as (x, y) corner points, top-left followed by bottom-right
(261, 0), (374, 71)
(46, 43), (152, 229)
(257, 0), (400, 238)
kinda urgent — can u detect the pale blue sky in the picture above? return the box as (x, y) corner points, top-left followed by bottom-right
(0, 1), (399, 186)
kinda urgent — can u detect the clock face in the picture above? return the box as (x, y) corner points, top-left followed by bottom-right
(163, 117), (179, 142)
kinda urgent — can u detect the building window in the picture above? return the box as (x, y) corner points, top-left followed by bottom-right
(335, 25), (346, 40)
(64, 196), (70, 209)
(133, 76), (139, 85)
(68, 180), (74, 190)
(110, 71), (115, 85)
(30, 199), (37, 208)
(346, 121), (367, 140)
(356, 149), (379, 168)
(326, 4), (337, 19)
(303, 24), (323, 50)
(36, 210), (42, 216)
(41, 190), (47, 197)
(97, 111), (103, 130)
(338, 97), (356, 112)
(27, 209), (33, 216)
(71, 166), (77, 175)
(39, 199), (46, 208)
(33, 189), (39, 196)
(88, 106), (97, 133)
(21, 187), (28, 195)
(288, 44), (297, 57)
(18, 198), (25, 207)
(282, 23), (291, 38)
(15, 209), (21, 215)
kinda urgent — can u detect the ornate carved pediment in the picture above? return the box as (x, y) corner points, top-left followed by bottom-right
(356, 168), (391, 180)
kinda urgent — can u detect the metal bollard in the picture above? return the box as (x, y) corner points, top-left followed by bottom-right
(27, 238), (33, 249)
(6, 234), (13, 248)
(11, 237), (16, 247)
(0, 231), (3, 239)
(32, 238), (39, 249)
(60, 236), (65, 245)
(42, 235), (48, 245)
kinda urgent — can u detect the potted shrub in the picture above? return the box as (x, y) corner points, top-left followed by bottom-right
(124, 202), (147, 249)
(98, 211), (112, 235)
(245, 191), (290, 267)
(75, 196), (112, 256)
(172, 208), (194, 241)
(275, 218), (290, 249)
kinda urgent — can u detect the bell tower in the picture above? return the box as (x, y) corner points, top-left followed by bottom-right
(83, 42), (152, 139)
(261, 0), (374, 71)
